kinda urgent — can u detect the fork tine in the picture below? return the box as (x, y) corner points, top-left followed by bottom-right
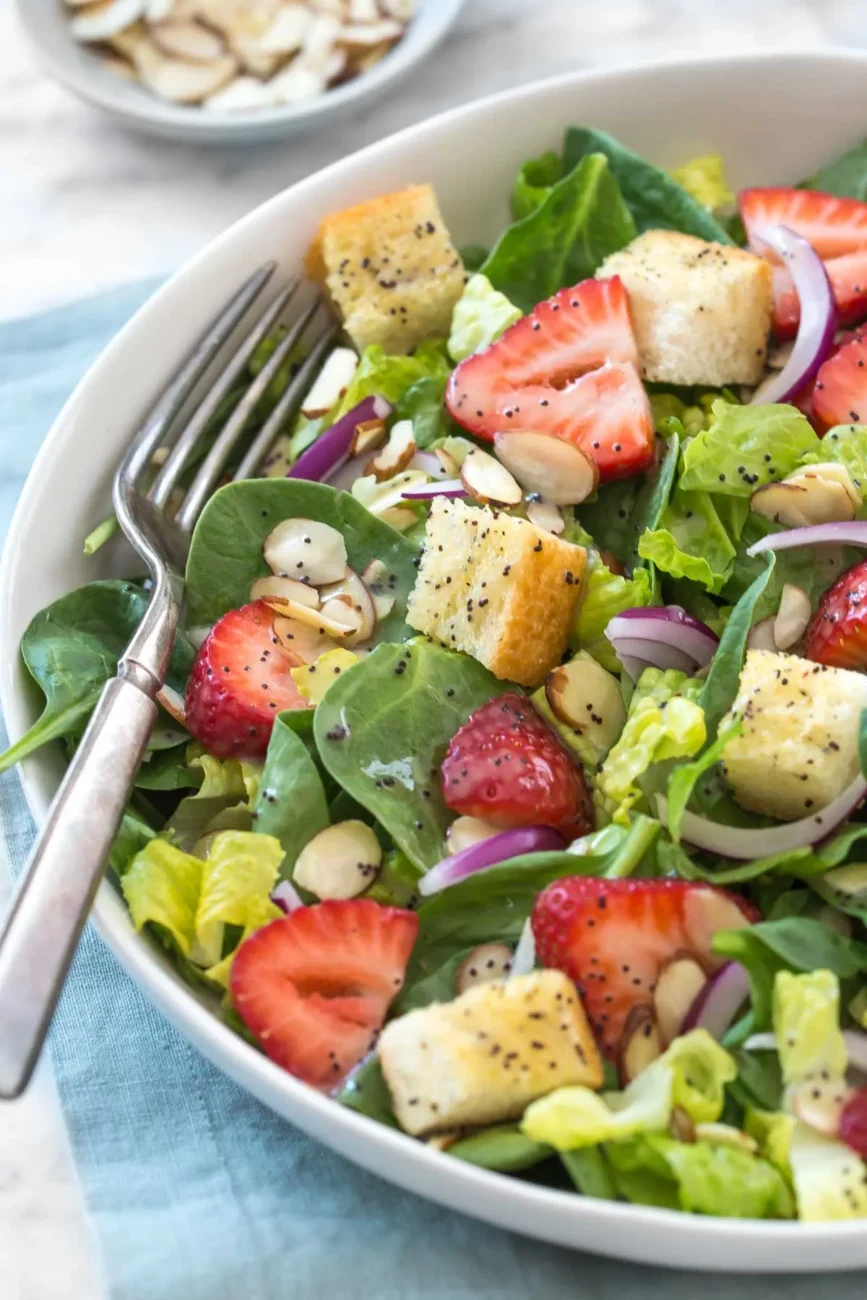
(116, 262), (276, 495)
(232, 323), (337, 483)
(176, 296), (328, 529)
(149, 280), (298, 511)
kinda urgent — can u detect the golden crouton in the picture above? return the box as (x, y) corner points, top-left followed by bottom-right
(406, 497), (586, 687)
(379, 971), (604, 1137)
(721, 650), (867, 821)
(598, 231), (773, 387)
(306, 184), (466, 356)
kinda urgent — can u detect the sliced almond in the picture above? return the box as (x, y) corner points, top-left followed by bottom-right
(619, 1007), (662, 1085)
(653, 954), (707, 1046)
(379, 0), (415, 19)
(367, 420), (416, 481)
(347, 0), (379, 20)
(683, 888), (752, 972)
(455, 943), (513, 995)
(145, 0), (175, 15)
(273, 615), (339, 663)
(427, 1132), (462, 1153)
(747, 615), (777, 652)
(347, 38), (391, 74)
(258, 2), (312, 54)
(338, 19), (402, 45)
(371, 593), (395, 621)
(319, 567), (376, 645)
(360, 557), (388, 589)
(135, 41), (238, 102)
(460, 448), (522, 508)
(70, 0), (147, 40)
(786, 461), (862, 512)
(351, 418), (387, 457)
(545, 657), (626, 759)
(151, 19), (226, 60)
(526, 500), (564, 535)
(301, 347), (359, 418)
(669, 1106), (696, 1143)
(269, 58), (328, 103)
(494, 431), (599, 507)
(195, 0), (280, 34)
(204, 74), (279, 111)
(263, 518), (347, 585)
(99, 53), (137, 80)
(156, 683), (186, 726)
(352, 470), (426, 516)
(774, 583), (811, 651)
(694, 1122), (759, 1154)
(250, 574), (319, 608)
(268, 597), (357, 639)
(301, 10), (340, 60)
(319, 595), (363, 635)
(446, 816), (500, 856)
(434, 447), (459, 477)
(791, 1077), (854, 1136)
(379, 506), (418, 532)
(293, 820), (382, 900)
(751, 477), (856, 528)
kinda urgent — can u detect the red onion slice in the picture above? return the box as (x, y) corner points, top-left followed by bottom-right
(611, 637), (698, 677)
(608, 610), (718, 668)
(750, 225), (836, 405)
(681, 961), (750, 1040)
(418, 826), (566, 897)
(271, 880), (305, 913)
(655, 772), (867, 860)
(401, 478), (467, 501)
(287, 395), (392, 483)
(747, 520), (867, 558)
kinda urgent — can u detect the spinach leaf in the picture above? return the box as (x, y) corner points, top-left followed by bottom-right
(665, 720), (744, 842)
(184, 478), (419, 629)
(0, 580), (194, 776)
(511, 149), (564, 220)
(395, 376), (452, 449)
(561, 1148), (617, 1199)
(562, 127), (734, 244)
(803, 139), (867, 199)
(314, 641), (506, 872)
(459, 244), (489, 274)
(109, 806), (158, 877)
(699, 553), (775, 738)
(252, 711), (330, 875)
(482, 154), (636, 314)
(448, 1126), (553, 1173)
(337, 1056), (398, 1128)
(134, 746), (201, 792)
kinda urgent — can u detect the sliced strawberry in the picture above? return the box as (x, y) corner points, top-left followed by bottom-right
(230, 900), (418, 1090)
(811, 332), (867, 432)
(441, 692), (593, 840)
(805, 558), (867, 669)
(772, 251), (867, 340)
(446, 278), (654, 483)
(740, 187), (867, 260)
(184, 599), (307, 759)
(532, 877), (757, 1055)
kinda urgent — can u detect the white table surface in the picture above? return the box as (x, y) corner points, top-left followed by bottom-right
(1, 0), (866, 1295)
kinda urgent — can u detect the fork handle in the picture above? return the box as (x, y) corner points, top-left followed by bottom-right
(0, 675), (157, 1098)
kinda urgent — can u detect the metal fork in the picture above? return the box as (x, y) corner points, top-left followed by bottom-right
(0, 264), (336, 1099)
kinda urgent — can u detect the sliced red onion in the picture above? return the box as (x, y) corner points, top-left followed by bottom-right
(418, 826), (566, 897)
(287, 395), (392, 483)
(611, 637), (698, 677)
(271, 880), (305, 913)
(750, 225), (836, 404)
(608, 607), (718, 671)
(681, 961), (750, 1040)
(509, 918), (536, 978)
(655, 772), (867, 860)
(401, 478), (467, 501)
(747, 520), (867, 558)
(409, 451), (452, 480)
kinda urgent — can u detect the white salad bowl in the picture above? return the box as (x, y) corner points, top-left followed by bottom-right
(5, 50), (867, 1273)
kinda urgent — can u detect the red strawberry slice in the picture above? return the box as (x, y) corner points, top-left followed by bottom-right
(184, 599), (307, 759)
(532, 877), (757, 1056)
(446, 278), (654, 483)
(230, 900), (418, 1090)
(441, 692), (593, 840)
(771, 251), (867, 340)
(741, 187), (867, 260)
(805, 558), (867, 669)
(811, 332), (867, 432)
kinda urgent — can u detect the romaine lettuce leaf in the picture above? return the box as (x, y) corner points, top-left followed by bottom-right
(572, 559), (654, 671)
(447, 274), (522, 362)
(638, 486), (737, 593)
(678, 402), (819, 497)
(800, 423), (867, 491)
(773, 970), (847, 1087)
(669, 153), (734, 212)
(788, 1124), (867, 1220)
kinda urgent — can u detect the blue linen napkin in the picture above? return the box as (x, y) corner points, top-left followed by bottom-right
(1, 287), (865, 1300)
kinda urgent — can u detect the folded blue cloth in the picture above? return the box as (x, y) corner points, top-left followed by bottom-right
(0, 287), (864, 1300)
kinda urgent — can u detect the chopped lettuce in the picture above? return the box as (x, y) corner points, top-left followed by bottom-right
(638, 486), (738, 593)
(773, 970), (847, 1087)
(788, 1125), (867, 1220)
(189, 747), (260, 803)
(669, 153), (734, 211)
(598, 668), (706, 824)
(678, 401), (819, 497)
(650, 392), (711, 436)
(572, 558), (654, 672)
(800, 423), (867, 493)
(447, 274), (522, 362)
(291, 648), (360, 706)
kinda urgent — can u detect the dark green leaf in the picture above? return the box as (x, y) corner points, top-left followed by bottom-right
(252, 711), (330, 875)
(449, 1126), (553, 1173)
(699, 553), (775, 737)
(396, 376), (451, 449)
(511, 149), (565, 220)
(109, 807), (157, 877)
(337, 1056), (398, 1128)
(666, 720), (743, 843)
(560, 1148), (617, 1199)
(803, 139), (867, 199)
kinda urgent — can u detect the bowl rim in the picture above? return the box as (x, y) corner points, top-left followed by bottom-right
(6, 47), (867, 1267)
(13, 0), (467, 137)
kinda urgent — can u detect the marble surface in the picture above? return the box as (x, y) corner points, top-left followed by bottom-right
(1, 0), (867, 1295)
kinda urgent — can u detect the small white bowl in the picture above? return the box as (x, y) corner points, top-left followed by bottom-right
(14, 0), (466, 144)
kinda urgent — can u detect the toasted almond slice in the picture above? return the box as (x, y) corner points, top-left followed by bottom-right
(323, 46), (347, 82)
(427, 1132), (462, 1153)
(196, 0), (279, 34)
(786, 461), (862, 511)
(269, 598), (355, 639)
(619, 1007), (662, 1085)
(455, 943), (513, 995)
(347, 0), (379, 20)
(379, 506), (418, 532)
(145, 0), (175, 15)
(367, 420), (416, 481)
(70, 0), (147, 40)
(64, 0), (105, 7)
(751, 477), (855, 528)
(774, 583), (811, 651)
(319, 567), (376, 645)
(669, 1106), (696, 1143)
(371, 593), (395, 621)
(434, 447), (458, 477)
(258, 2), (312, 54)
(460, 448), (522, 507)
(545, 658), (626, 758)
(204, 74), (279, 111)
(351, 418), (387, 457)
(360, 557), (388, 589)
(526, 500), (564, 535)
(107, 20), (147, 57)
(294, 820), (382, 900)
(493, 431), (599, 506)
(683, 888), (752, 971)
(250, 574), (319, 608)
(151, 18), (226, 61)
(378, 0), (414, 19)
(653, 954), (707, 1046)
(791, 1078), (854, 1136)
(135, 42), (238, 102)
(694, 1122), (759, 1154)
(446, 816), (500, 857)
(99, 53), (138, 79)
(263, 518), (347, 585)
(338, 19), (402, 45)
(308, 0), (343, 13)
(302, 11), (340, 61)
(273, 615), (339, 662)
(156, 683), (186, 726)
(320, 595), (363, 634)
(747, 615), (777, 652)
(301, 347), (358, 418)
(269, 58), (328, 102)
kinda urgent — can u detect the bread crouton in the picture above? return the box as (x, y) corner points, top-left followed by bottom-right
(721, 650), (867, 821)
(306, 184), (466, 356)
(598, 231), (773, 387)
(406, 497), (586, 687)
(379, 971), (603, 1136)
